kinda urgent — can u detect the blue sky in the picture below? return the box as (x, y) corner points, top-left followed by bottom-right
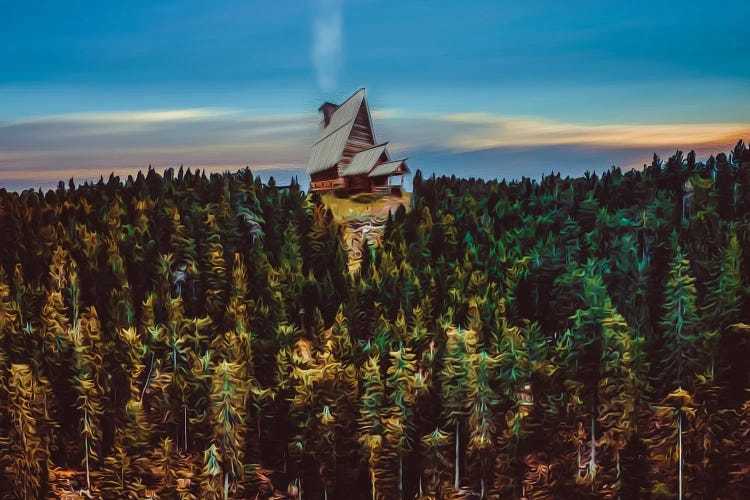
(1, 0), (748, 190)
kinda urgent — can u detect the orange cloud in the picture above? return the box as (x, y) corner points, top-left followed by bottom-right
(433, 113), (750, 150)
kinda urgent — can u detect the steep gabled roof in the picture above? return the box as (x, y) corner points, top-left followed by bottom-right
(316, 89), (368, 141)
(369, 159), (409, 177)
(306, 89), (373, 175)
(341, 143), (390, 176)
(307, 124), (352, 175)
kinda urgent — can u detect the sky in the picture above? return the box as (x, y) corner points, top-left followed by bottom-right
(1, 0), (749, 191)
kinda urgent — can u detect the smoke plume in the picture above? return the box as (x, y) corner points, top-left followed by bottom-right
(312, 0), (343, 90)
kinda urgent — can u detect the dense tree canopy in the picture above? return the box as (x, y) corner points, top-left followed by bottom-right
(0, 142), (749, 498)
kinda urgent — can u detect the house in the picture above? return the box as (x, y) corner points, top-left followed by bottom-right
(306, 88), (409, 195)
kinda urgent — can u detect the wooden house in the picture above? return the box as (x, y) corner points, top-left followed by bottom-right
(307, 88), (409, 195)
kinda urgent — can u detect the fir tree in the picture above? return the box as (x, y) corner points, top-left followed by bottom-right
(209, 360), (247, 499)
(7, 364), (54, 499)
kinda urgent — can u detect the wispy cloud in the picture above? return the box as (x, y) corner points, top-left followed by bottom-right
(13, 108), (231, 125)
(374, 111), (749, 157)
(434, 113), (750, 150)
(0, 105), (746, 192)
(0, 108), (315, 149)
(0, 108), (315, 190)
(312, 0), (343, 90)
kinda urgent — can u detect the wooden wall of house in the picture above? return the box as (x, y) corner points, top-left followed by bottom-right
(370, 175), (388, 186)
(310, 165), (339, 182)
(347, 174), (371, 193)
(310, 165), (345, 191)
(338, 104), (376, 172)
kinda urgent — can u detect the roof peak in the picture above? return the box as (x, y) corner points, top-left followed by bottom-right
(331, 87), (366, 109)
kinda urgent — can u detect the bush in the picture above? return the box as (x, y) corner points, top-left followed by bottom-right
(351, 193), (380, 204)
(333, 188), (350, 198)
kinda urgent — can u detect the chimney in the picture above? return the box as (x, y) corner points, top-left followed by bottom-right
(318, 102), (338, 127)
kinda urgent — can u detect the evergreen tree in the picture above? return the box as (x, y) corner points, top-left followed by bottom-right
(655, 238), (705, 397)
(466, 350), (499, 498)
(440, 324), (477, 492)
(385, 342), (418, 497)
(7, 364), (54, 499)
(70, 306), (106, 491)
(359, 350), (386, 499)
(0, 152), (748, 497)
(209, 360), (247, 499)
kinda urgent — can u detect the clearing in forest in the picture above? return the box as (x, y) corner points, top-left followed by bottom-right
(321, 193), (411, 272)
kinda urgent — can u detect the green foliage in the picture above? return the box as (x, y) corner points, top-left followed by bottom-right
(0, 152), (748, 498)
(655, 239), (705, 395)
(7, 363), (54, 498)
(210, 360), (247, 497)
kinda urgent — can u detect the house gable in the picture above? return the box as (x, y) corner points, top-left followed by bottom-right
(307, 88), (409, 194)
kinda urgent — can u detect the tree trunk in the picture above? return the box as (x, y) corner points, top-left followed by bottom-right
(399, 452), (403, 498)
(678, 411), (683, 500)
(455, 420), (460, 490)
(141, 352), (155, 401)
(84, 407), (91, 491)
(184, 406), (188, 451)
(590, 409), (596, 488)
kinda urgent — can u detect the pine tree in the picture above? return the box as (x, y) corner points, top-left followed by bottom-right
(359, 350), (386, 500)
(279, 221), (305, 322)
(494, 319), (532, 497)
(99, 441), (147, 499)
(385, 342), (418, 497)
(466, 350), (499, 498)
(726, 395), (750, 494)
(203, 229), (229, 317)
(0, 268), (22, 376)
(646, 388), (696, 498)
(200, 444), (225, 500)
(420, 427), (451, 498)
(117, 398), (154, 477)
(7, 364), (53, 499)
(1, 151), (749, 497)
(40, 249), (74, 360)
(153, 436), (179, 497)
(656, 239), (705, 397)
(702, 228), (743, 380)
(597, 307), (638, 495)
(440, 325), (477, 492)
(210, 360), (247, 499)
(160, 294), (194, 451)
(226, 252), (265, 463)
(70, 306), (107, 491)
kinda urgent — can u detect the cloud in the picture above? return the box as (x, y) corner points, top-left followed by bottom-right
(433, 113), (750, 151)
(374, 111), (749, 157)
(0, 104), (746, 192)
(312, 0), (343, 90)
(0, 109), (315, 150)
(0, 108), (317, 190)
(15, 108), (230, 125)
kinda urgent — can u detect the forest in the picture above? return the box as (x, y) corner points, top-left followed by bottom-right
(0, 141), (749, 499)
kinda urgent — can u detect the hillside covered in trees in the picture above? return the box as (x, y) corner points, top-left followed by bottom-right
(1, 142), (750, 499)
